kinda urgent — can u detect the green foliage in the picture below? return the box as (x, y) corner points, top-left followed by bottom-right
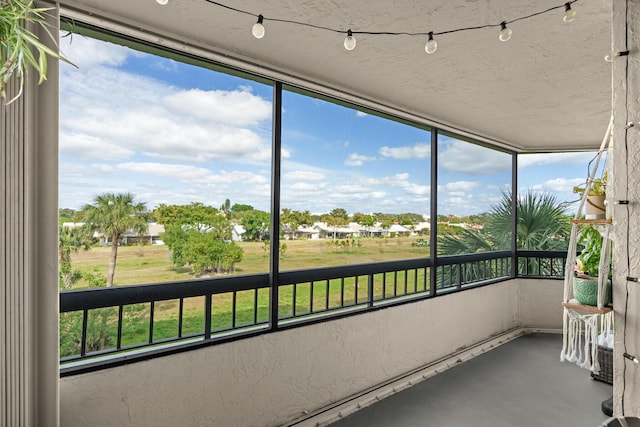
(487, 191), (571, 251)
(576, 226), (606, 277)
(163, 226), (243, 276)
(241, 210), (270, 241)
(231, 203), (254, 213)
(573, 171), (607, 196)
(328, 238), (362, 253)
(58, 224), (93, 289)
(438, 191), (571, 256)
(412, 238), (429, 247)
(1, 0), (75, 103)
(153, 203), (223, 227)
(281, 208), (313, 231)
(83, 270), (107, 288)
(80, 192), (148, 287)
(58, 207), (76, 223)
(438, 227), (493, 255)
(220, 198), (231, 218)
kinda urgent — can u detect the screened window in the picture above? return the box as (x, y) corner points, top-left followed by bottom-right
(280, 88), (432, 270)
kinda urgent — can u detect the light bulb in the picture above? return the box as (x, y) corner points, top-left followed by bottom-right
(425, 32), (438, 54)
(344, 29), (356, 51)
(156, 0), (168, 4)
(498, 22), (512, 42)
(563, 3), (576, 23)
(605, 50), (630, 62)
(252, 15), (265, 39)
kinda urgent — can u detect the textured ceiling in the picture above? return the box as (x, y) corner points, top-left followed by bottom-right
(60, 0), (612, 152)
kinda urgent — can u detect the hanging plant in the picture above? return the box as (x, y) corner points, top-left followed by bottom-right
(1, 0), (73, 103)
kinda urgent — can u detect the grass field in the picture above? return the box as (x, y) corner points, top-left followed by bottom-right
(68, 236), (430, 289)
(60, 236), (430, 358)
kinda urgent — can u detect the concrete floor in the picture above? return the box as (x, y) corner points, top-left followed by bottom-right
(330, 334), (612, 427)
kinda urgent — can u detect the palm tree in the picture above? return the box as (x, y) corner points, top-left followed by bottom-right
(437, 191), (571, 283)
(485, 191), (571, 251)
(438, 190), (570, 255)
(81, 192), (148, 287)
(58, 224), (92, 289)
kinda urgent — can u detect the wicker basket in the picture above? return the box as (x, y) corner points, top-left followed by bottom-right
(590, 344), (613, 384)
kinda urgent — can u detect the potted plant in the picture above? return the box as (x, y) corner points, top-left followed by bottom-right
(573, 172), (607, 219)
(574, 225), (611, 306)
(1, 0), (73, 103)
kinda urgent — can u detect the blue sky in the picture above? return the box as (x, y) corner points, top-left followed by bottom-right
(59, 34), (600, 217)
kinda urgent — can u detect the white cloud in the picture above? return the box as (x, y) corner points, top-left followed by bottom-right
(518, 152), (597, 168)
(60, 133), (135, 161)
(164, 88), (271, 126)
(379, 143), (430, 160)
(356, 111), (368, 118)
(345, 153), (376, 167)
(439, 141), (511, 174)
(60, 63), (272, 164)
(444, 181), (480, 192)
(528, 177), (585, 194)
(60, 35), (132, 70)
(117, 162), (268, 186)
(283, 171), (326, 181)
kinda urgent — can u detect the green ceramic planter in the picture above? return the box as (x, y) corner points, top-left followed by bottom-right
(573, 276), (611, 306)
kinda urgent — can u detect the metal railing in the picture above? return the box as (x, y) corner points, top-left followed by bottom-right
(516, 250), (567, 279)
(59, 250), (565, 373)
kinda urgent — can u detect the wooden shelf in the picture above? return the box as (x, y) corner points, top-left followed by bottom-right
(571, 219), (612, 225)
(562, 300), (613, 314)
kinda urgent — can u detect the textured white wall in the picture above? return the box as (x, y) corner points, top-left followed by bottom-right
(60, 279), (562, 427)
(612, 0), (640, 417)
(516, 279), (564, 330)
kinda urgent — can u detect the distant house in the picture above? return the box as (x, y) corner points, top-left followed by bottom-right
(386, 224), (410, 237)
(119, 222), (166, 246)
(313, 222), (358, 239)
(282, 224), (319, 240)
(231, 224), (246, 242)
(68, 222), (166, 246)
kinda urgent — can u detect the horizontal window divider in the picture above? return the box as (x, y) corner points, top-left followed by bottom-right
(60, 274), (270, 312)
(278, 258), (430, 284)
(516, 250), (570, 258)
(436, 250), (512, 266)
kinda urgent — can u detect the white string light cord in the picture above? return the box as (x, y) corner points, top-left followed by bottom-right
(156, 0), (579, 52)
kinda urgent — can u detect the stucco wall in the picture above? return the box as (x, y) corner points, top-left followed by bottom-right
(61, 281), (543, 427)
(612, 0), (640, 417)
(516, 278), (564, 330)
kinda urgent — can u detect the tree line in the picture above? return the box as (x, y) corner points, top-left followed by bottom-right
(59, 190), (572, 289)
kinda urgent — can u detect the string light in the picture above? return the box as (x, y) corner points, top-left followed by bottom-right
(344, 29), (356, 51)
(605, 50), (630, 62)
(563, 3), (576, 23)
(252, 15), (265, 39)
(425, 32), (438, 54)
(156, 0), (168, 5)
(182, 0), (581, 53)
(498, 22), (512, 42)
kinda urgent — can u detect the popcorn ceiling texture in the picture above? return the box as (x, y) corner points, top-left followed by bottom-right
(612, 0), (640, 417)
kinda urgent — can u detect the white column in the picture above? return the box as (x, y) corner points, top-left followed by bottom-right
(0, 2), (60, 426)
(612, 0), (640, 418)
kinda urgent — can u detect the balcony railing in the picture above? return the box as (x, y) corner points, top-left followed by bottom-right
(59, 250), (565, 374)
